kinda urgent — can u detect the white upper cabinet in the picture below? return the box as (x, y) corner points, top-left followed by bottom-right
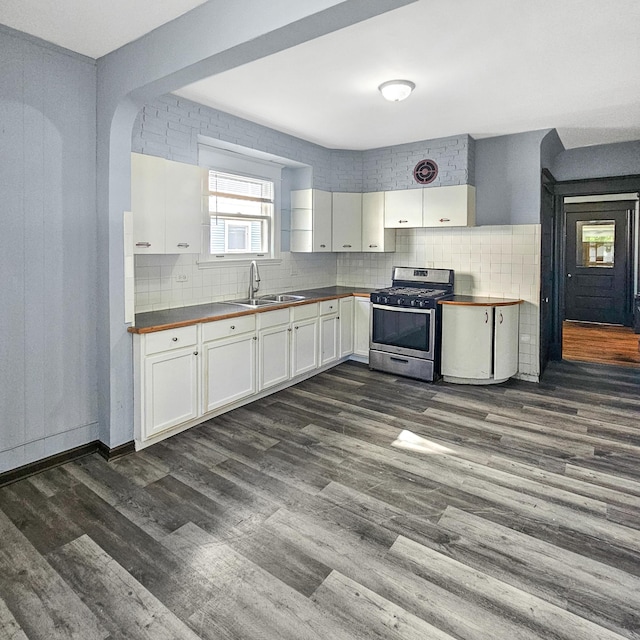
(332, 192), (362, 252)
(423, 184), (476, 227)
(383, 185), (475, 229)
(132, 152), (205, 254)
(132, 153), (165, 253)
(384, 189), (423, 227)
(362, 192), (396, 252)
(290, 189), (332, 252)
(164, 158), (205, 253)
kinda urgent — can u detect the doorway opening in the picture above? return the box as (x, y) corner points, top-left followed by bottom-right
(561, 195), (639, 367)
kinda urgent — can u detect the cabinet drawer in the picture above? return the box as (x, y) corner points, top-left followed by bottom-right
(292, 302), (318, 321)
(258, 308), (290, 329)
(145, 325), (198, 355)
(202, 314), (256, 342)
(319, 299), (339, 315)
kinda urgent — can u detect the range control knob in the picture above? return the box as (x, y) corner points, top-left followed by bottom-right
(397, 298), (405, 306)
(382, 296), (389, 305)
(410, 299), (417, 307)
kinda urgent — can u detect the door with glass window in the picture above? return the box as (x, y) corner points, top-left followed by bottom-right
(565, 203), (632, 325)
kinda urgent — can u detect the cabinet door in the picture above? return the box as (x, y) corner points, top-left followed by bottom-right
(132, 153), (165, 253)
(339, 297), (354, 357)
(423, 185), (475, 227)
(258, 324), (291, 390)
(384, 189), (423, 228)
(354, 298), (371, 357)
(362, 192), (395, 252)
(164, 159), (204, 254)
(312, 190), (332, 252)
(319, 314), (340, 366)
(441, 305), (492, 379)
(203, 334), (256, 413)
(332, 193), (362, 252)
(291, 317), (318, 376)
(143, 347), (198, 438)
(494, 304), (520, 381)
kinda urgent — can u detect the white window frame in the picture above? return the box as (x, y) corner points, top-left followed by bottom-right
(197, 144), (282, 266)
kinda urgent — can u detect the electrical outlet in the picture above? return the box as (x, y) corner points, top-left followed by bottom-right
(175, 274), (188, 282)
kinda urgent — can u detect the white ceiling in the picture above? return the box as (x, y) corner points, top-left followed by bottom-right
(0, 0), (208, 59)
(2, 0), (639, 151)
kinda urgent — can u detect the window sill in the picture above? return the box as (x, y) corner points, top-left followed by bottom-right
(197, 256), (282, 269)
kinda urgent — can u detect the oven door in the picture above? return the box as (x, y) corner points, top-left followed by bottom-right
(370, 304), (436, 360)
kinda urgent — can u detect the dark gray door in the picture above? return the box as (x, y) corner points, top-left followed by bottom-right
(565, 202), (632, 325)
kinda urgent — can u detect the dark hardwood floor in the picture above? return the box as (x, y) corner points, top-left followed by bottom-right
(563, 320), (640, 367)
(1, 360), (640, 639)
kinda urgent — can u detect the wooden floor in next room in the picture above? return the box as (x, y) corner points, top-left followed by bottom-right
(1, 360), (639, 639)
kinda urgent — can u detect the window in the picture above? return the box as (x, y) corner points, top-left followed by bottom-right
(576, 220), (615, 268)
(206, 170), (274, 258)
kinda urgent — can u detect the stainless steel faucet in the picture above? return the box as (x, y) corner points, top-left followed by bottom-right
(248, 260), (261, 299)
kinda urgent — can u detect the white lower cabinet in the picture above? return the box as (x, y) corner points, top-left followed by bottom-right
(257, 308), (291, 391)
(134, 297), (365, 448)
(291, 322), (318, 376)
(339, 297), (354, 357)
(441, 302), (520, 384)
(140, 325), (200, 440)
(143, 348), (199, 438)
(319, 299), (340, 367)
(353, 297), (371, 358)
(202, 334), (257, 413)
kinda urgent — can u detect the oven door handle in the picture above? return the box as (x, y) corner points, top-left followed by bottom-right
(371, 304), (434, 314)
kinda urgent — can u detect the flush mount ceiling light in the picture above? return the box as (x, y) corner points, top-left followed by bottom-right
(378, 79), (415, 102)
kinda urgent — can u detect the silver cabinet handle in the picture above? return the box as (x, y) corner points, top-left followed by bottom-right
(288, 327), (292, 332)
(320, 244), (326, 248)
(193, 351), (198, 356)
(499, 311), (504, 324)
(343, 244), (351, 248)
(177, 243), (189, 248)
(484, 311), (489, 324)
(253, 336), (257, 341)
(172, 337), (178, 342)
(295, 326), (299, 330)
(399, 220), (408, 223)
(230, 325), (235, 330)
(369, 244), (378, 248)
(439, 218), (450, 223)
(136, 242), (151, 247)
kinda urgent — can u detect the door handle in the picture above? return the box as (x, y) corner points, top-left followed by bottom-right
(567, 273), (572, 278)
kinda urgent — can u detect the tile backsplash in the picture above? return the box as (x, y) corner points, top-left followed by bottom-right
(134, 223), (541, 380)
(134, 252), (338, 312)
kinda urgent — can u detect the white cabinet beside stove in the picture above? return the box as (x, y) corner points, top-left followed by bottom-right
(353, 297), (371, 360)
(441, 301), (520, 384)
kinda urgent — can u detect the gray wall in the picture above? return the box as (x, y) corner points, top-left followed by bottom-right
(551, 140), (640, 181)
(0, 27), (98, 472)
(362, 135), (474, 191)
(475, 130), (551, 225)
(133, 95), (473, 194)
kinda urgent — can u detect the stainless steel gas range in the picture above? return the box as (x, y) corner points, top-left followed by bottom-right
(369, 267), (455, 382)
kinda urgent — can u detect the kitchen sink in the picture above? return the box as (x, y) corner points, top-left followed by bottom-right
(229, 298), (278, 307)
(260, 294), (306, 303)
